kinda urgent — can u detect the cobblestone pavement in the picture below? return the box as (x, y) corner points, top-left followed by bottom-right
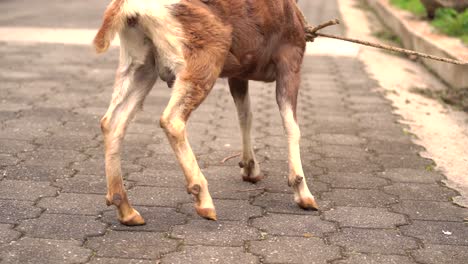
(1, 1), (468, 264)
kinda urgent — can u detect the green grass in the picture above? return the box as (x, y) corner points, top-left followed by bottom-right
(390, 0), (427, 16)
(431, 8), (468, 44)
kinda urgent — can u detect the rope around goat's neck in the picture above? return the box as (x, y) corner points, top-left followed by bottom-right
(304, 19), (468, 66)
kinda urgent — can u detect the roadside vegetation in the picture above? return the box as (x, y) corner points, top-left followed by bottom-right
(390, 0), (468, 44)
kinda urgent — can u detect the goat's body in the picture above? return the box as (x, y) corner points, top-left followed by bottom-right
(95, 0), (317, 225)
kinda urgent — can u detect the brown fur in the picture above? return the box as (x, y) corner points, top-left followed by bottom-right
(93, 0), (124, 53)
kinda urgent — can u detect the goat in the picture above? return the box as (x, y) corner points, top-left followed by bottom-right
(94, 0), (317, 226)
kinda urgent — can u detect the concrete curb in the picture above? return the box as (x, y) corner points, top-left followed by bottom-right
(365, 0), (468, 89)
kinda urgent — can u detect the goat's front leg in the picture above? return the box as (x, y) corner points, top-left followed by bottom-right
(160, 72), (219, 220)
(276, 46), (318, 210)
(228, 78), (263, 183)
(101, 31), (157, 225)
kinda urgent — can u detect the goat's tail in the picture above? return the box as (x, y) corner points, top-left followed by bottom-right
(93, 0), (126, 53)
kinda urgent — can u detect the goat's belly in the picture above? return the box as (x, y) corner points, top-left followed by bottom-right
(220, 52), (277, 82)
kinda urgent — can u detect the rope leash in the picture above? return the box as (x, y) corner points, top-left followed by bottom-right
(304, 19), (468, 66)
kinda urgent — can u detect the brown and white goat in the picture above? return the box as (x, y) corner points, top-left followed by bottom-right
(94, 0), (317, 225)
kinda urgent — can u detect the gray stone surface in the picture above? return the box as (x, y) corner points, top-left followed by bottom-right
(334, 253), (417, 264)
(87, 231), (178, 259)
(384, 183), (458, 201)
(412, 244), (468, 264)
(180, 199), (263, 221)
(250, 236), (341, 264)
(378, 168), (444, 183)
(317, 172), (388, 189)
(329, 228), (418, 254)
(0, 180), (57, 201)
(17, 214), (107, 241)
(0, 200), (42, 224)
(0, 237), (92, 264)
(400, 221), (468, 245)
(37, 193), (107, 215)
(324, 207), (407, 228)
(0, 224), (20, 244)
(171, 220), (260, 246)
(252, 213), (336, 237)
(322, 189), (398, 207)
(0, 0), (466, 262)
(392, 200), (468, 221)
(161, 246), (259, 264)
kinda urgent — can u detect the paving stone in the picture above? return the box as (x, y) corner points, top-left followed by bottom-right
(252, 213), (336, 237)
(181, 199), (262, 221)
(35, 135), (99, 151)
(372, 155), (434, 170)
(314, 145), (370, 159)
(0, 154), (19, 166)
(250, 236), (341, 264)
(3, 165), (75, 181)
(261, 147), (321, 161)
(392, 200), (468, 221)
(378, 168), (444, 183)
(317, 172), (388, 189)
(359, 130), (412, 143)
(0, 139), (35, 154)
(0, 126), (48, 141)
(253, 192), (330, 215)
(412, 244), (468, 264)
(322, 189), (397, 207)
(0, 200), (42, 224)
(329, 228), (418, 254)
(366, 140), (424, 154)
(209, 179), (265, 200)
(17, 149), (87, 167)
(129, 186), (192, 207)
(384, 183), (458, 201)
(324, 207), (407, 228)
(400, 221), (468, 245)
(335, 253), (416, 264)
(0, 224), (20, 244)
(71, 158), (141, 176)
(88, 258), (154, 264)
(102, 206), (186, 232)
(171, 220), (259, 246)
(128, 169), (185, 188)
(87, 231), (178, 259)
(0, 180), (57, 201)
(314, 134), (366, 146)
(54, 174), (107, 194)
(315, 158), (381, 173)
(0, 237), (92, 264)
(255, 169), (328, 194)
(17, 214), (106, 241)
(37, 193), (107, 215)
(161, 246), (259, 264)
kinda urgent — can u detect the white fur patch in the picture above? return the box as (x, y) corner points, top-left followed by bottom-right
(121, 0), (186, 73)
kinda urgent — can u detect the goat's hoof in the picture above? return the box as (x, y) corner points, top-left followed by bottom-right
(239, 159), (263, 183)
(120, 209), (146, 226)
(196, 207), (217, 221)
(242, 174), (264, 184)
(297, 197), (319, 211)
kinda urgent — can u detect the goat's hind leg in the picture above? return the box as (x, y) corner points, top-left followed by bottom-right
(160, 70), (221, 221)
(275, 46), (318, 210)
(228, 78), (263, 183)
(101, 28), (158, 225)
